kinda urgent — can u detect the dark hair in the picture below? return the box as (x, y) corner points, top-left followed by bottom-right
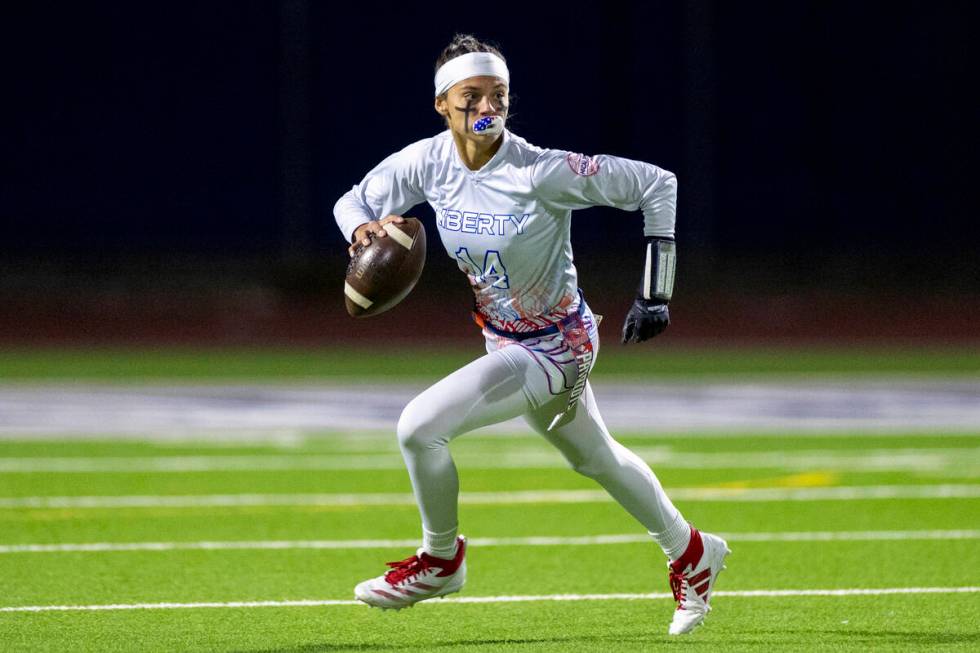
(433, 34), (517, 128)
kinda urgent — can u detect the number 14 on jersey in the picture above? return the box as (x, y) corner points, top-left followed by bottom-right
(454, 247), (510, 290)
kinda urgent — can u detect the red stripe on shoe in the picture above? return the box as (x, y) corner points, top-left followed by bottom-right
(670, 527), (702, 573)
(694, 581), (710, 596)
(424, 536), (466, 578)
(688, 568), (712, 587)
(412, 583), (436, 591)
(371, 589), (404, 601)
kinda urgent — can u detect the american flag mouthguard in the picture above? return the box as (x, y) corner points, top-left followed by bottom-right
(473, 115), (504, 134)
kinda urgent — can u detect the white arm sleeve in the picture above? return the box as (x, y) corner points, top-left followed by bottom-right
(333, 142), (428, 243)
(531, 150), (677, 238)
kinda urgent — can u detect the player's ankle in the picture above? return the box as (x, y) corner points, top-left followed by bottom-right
(652, 515), (693, 562)
(422, 527), (459, 560)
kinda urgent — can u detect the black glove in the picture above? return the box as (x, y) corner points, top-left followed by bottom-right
(621, 297), (670, 344)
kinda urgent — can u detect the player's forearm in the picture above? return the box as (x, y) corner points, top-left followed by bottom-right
(639, 236), (676, 302)
(623, 166), (676, 344)
(333, 187), (379, 243)
(641, 168), (677, 239)
(622, 232), (675, 344)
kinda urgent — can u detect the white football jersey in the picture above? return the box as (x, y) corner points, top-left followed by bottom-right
(334, 128), (677, 332)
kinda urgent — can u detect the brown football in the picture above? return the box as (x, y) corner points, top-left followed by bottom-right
(344, 218), (427, 318)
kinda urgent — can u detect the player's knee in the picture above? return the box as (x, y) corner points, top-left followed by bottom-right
(568, 446), (618, 480)
(396, 398), (444, 453)
(570, 457), (604, 479)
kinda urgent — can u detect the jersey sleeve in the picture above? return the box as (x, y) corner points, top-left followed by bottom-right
(333, 141), (429, 243)
(531, 149), (677, 238)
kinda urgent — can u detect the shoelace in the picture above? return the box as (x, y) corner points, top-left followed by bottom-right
(668, 568), (687, 604)
(384, 554), (430, 585)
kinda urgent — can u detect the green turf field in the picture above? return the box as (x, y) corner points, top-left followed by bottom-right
(2, 345), (980, 380)
(1, 347), (978, 650)
(0, 428), (978, 651)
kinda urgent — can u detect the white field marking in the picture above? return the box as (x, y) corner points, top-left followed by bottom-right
(2, 587), (978, 613)
(1, 530), (977, 554)
(0, 430), (315, 447)
(382, 222), (413, 249)
(0, 447), (975, 473)
(1, 485), (979, 510)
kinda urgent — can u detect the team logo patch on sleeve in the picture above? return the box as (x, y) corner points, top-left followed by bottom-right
(566, 153), (600, 177)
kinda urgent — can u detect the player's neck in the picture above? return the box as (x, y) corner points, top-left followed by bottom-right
(452, 132), (503, 171)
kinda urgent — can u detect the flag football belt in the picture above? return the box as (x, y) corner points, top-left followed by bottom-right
(471, 295), (587, 342)
(472, 291), (601, 432)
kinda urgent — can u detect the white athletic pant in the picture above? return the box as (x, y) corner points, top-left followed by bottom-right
(396, 301), (683, 539)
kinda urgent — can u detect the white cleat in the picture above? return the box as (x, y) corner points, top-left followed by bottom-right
(354, 536), (467, 610)
(667, 526), (731, 635)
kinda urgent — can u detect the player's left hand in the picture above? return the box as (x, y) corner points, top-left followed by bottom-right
(621, 297), (670, 344)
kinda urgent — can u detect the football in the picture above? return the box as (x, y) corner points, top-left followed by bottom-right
(344, 218), (427, 317)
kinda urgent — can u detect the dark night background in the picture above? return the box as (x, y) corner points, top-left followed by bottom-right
(1, 0), (977, 345)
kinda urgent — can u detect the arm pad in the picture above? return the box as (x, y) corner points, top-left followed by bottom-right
(640, 237), (677, 302)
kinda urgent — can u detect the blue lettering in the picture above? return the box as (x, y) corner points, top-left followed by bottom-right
(437, 208), (532, 237)
(462, 211), (479, 233)
(444, 209), (462, 231)
(477, 213), (495, 235)
(493, 214), (509, 233)
(511, 213), (530, 234)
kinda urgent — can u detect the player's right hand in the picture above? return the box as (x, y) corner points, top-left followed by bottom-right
(348, 215), (406, 257)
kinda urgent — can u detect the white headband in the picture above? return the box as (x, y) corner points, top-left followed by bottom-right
(434, 51), (510, 97)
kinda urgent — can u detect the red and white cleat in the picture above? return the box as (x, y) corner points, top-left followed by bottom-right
(354, 536), (467, 610)
(667, 527), (731, 635)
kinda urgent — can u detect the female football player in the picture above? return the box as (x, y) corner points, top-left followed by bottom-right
(333, 34), (728, 635)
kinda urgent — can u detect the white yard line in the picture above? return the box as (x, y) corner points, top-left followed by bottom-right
(0, 447), (976, 473)
(1, 587), (978, 613)
(0, 530), (977, 554)
(1, 484), (978, 510)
